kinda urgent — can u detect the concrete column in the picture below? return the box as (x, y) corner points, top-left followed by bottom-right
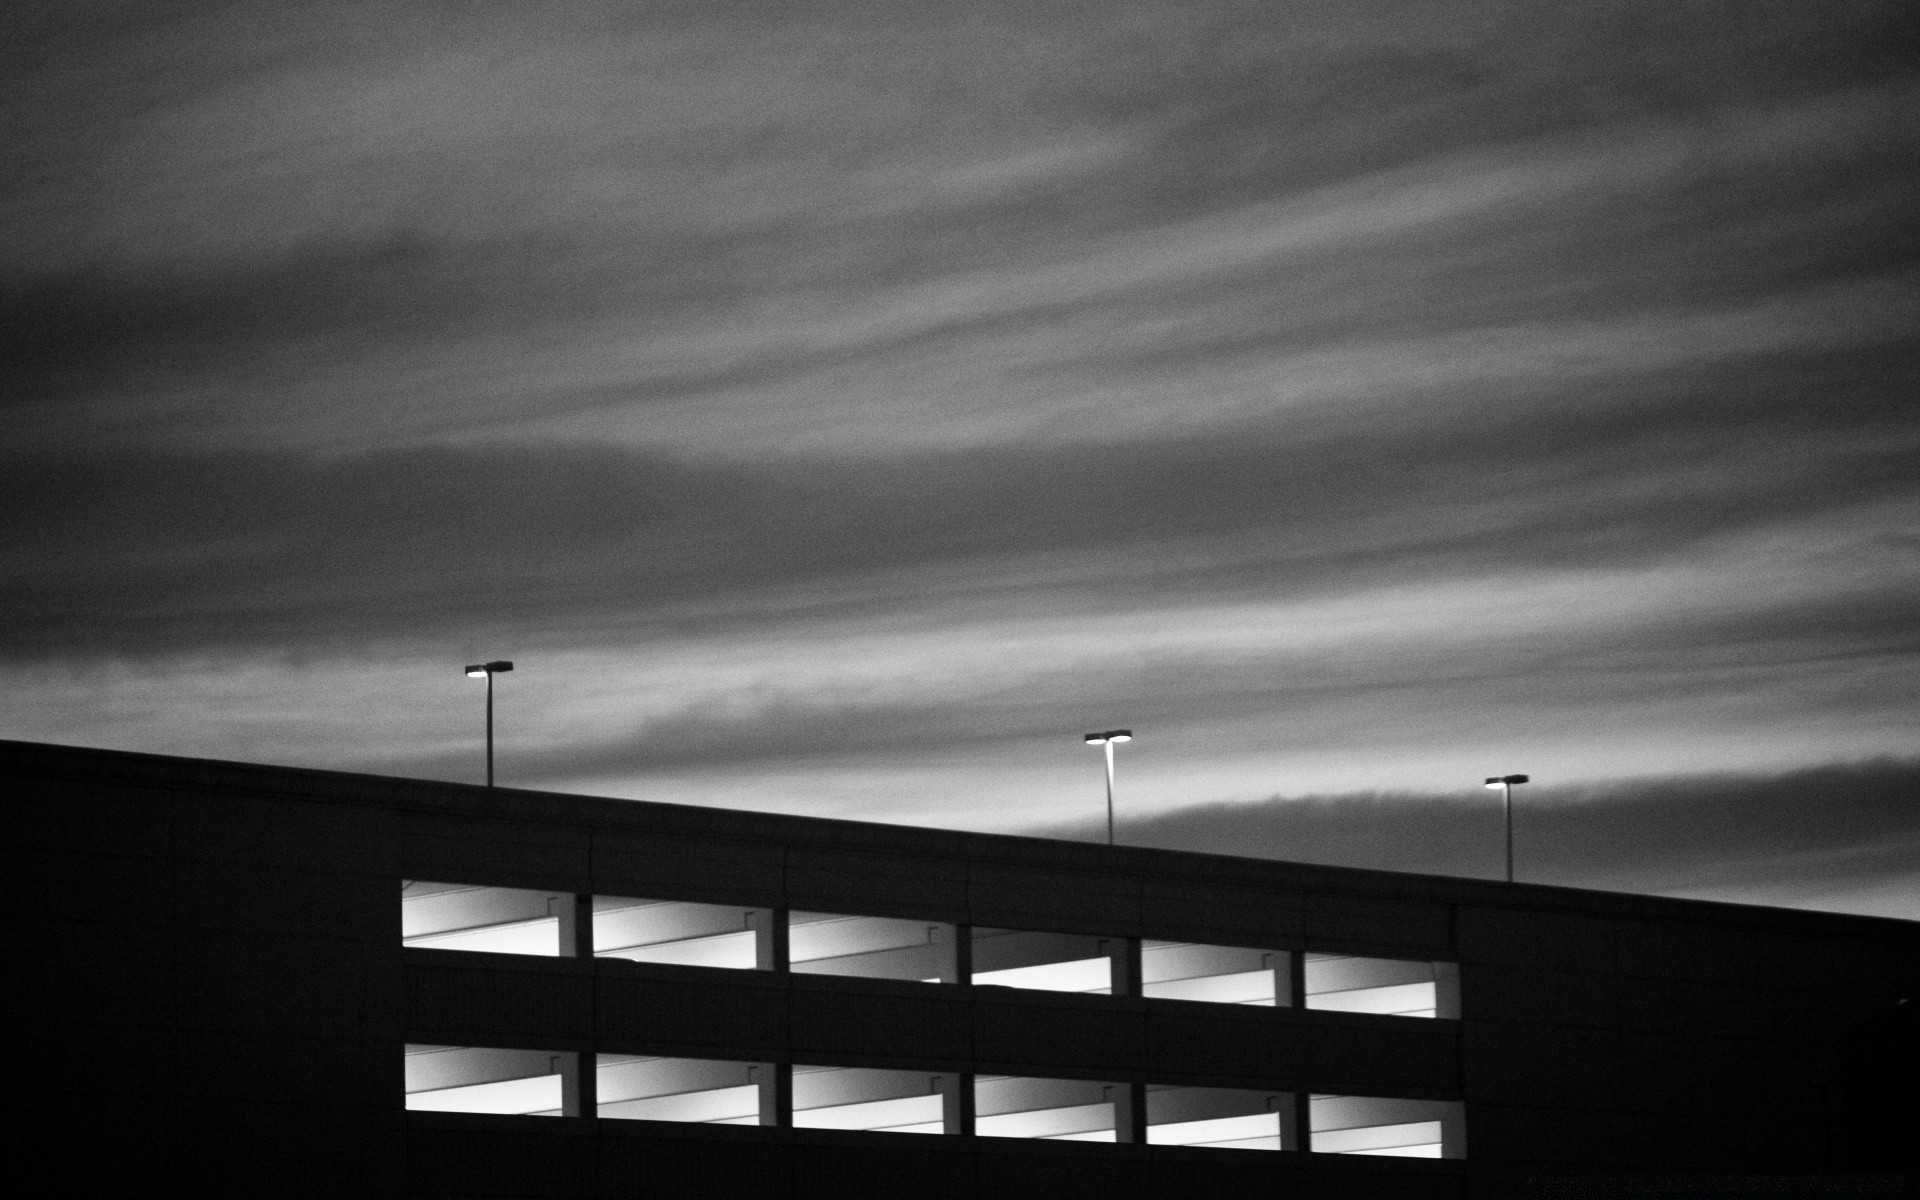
(753, 1062), (792, 1127)
(1434, 962), (1462, 1019)
(1267, 950), (1295, 1007)
(1291, 1092), (1312, 1152)
(945, 923), (973, 985)
(935, 1073), (974, 1136)
(1276, 1091), (1301, 1151)
(1287, 949), (1308, 1010)
(1110, 1081), (1148, 1143)
(1105, 937), (1143, 997)
(1440, 1104), (1467, 1159)
(556, 894), (594, 959)
(750, 908), (789, 972)
(559, 1052), (595, 1118)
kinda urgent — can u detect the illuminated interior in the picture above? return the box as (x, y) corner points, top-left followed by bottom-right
(970, 927), (1113, 992)
(1141, 941), (1284, 1005)
(1303, 955), (1448, 1018)
(405, 1045), (569, 1115)
(401, 882), (568, 956)
(1310, 1095), (1462, 1157)
(789, 912), (958, 982)
(592, 896), (765, 969)
(1145, 1085), (1292, 1149)
(596, 1055), (763, 1123)
(975, 1076), (1117, 1139)
(792, 1066), (952, 1133)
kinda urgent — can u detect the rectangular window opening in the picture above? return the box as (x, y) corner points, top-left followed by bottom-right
(975, 1076), (1117, 1140)
(1310, 1095), (1464, 1158)
(592, 896), (768, 970)
(971, 927), (1115, 993)
(596, 1055), (764, 1124)
(1142, 940), (1287, 1006)
(405, 1044), (572, 1115)
(401, 881), (569, 957)
(793, 1065), (955, 1134)
(1146, 1085), (1295, 1150)
(790, 912), (958, 983)
(1303, 954), (1456, 1018)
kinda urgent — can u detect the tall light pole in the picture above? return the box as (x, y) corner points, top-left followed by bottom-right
(465, 661), (514, 786)
(1484, 774), (1529, 883)
(1084, 730), (1132, 845)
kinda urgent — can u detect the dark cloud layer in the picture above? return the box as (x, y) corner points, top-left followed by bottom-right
(4, 332), (1916, 662)
(1, 2), (1915, 907)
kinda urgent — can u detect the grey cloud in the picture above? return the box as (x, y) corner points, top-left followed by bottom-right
(1025, 757), (1920, 918)
(3, 334), (1913, 665)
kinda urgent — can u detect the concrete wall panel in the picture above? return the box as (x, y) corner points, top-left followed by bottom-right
(591, 830), (784, 908)
(406, 958), (593, 1043)
(186, 860), (393, 941)
(594, 971), (787, 1058)
(404, 815), (591, 895)
(1303, 894), (1451, 956)
(182, 793), (398, 876)
(1455, 906), (1616, 973)
(1139, 878), (1303, 947)
(788, 977), (974, 1063)
(24, 848), (180, 930)
(969, 865), (1143, 933)
(972, 991), (1148, 1074)
(785, 846), (969, 919)
(18, 778), (178, 856)
(1143, 1007), (1305, 1083)
(406, 1121), (595, 1197)
(1457, 964), (1621, 1029)
(1309, 1021), (1458, 1092)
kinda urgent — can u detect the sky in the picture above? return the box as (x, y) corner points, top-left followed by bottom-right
(4, 1), (1917, 919)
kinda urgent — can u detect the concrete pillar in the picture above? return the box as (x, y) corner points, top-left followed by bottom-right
(559, 1052), (595, 1118)
(1434, 961), (1462, 1019)
(935, 1073), (974, 1136)
(1291, 1092), (1312, 1152)
(750, 909), (789, 972)
(1277, 1091), (1302, 1151)
(1287, 949), (1308, 1009)
(1110, 1081), (1148, 1143)
(945, 923), (973, 985)
(1105, 937), (1143, 997)
(1440, 1103), (1467, 1159)
(556, 894), (593, 959)
(753, 1062), (792, 1127)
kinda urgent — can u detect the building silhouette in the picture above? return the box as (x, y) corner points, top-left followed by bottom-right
(15, 738), (1915, 1197)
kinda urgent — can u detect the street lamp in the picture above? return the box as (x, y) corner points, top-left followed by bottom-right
(1084, 730), (1133, 846)
(465, 661), (514, 786)
(1484, 774), (1529, 883)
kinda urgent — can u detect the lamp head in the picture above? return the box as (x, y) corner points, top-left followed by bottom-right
(1485, 773), (1528, 788)
(465, 665), (489, 678)
(1084, 733), (1107, 745)
(465, 660), (514, 678)
(1107, 730), (1133, 743)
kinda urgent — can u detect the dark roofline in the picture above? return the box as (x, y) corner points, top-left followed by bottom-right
(8, 737), (1914, 940)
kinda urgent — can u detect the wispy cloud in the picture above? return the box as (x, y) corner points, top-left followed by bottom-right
(2, 1), (1915, 917)
(1031, 758), (1920, 921)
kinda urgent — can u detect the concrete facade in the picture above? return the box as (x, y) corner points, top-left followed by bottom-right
(12, 738), (1915, 1197)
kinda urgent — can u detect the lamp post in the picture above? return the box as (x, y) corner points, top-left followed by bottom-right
(1484, 774), (1529, 883)
(465, 661), (514, 786)
(1083, 730), (1133, 846)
